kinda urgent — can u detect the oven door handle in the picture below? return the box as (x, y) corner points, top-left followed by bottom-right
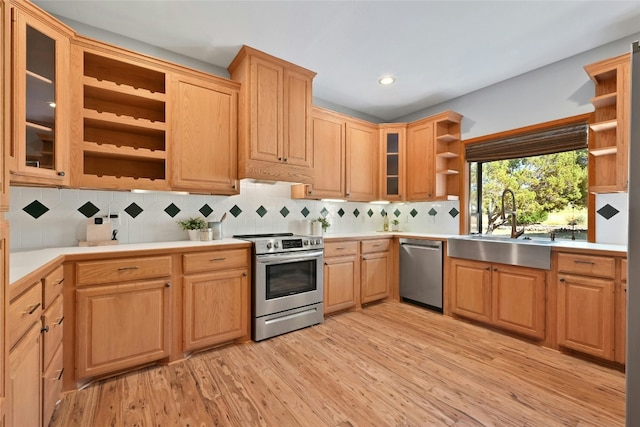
(256, 250), (324, 265)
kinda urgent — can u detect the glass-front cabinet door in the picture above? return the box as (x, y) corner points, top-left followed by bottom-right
(10, 5), (70, 185)
(380, 124), (406, 201)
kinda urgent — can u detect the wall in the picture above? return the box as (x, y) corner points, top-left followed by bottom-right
(7, 183), (460, 251)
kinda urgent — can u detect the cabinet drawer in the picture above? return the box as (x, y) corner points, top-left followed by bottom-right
(43, 295), (64, 371)
(76, 256), (172, 286)
(557, 253), (615, 278)
(324, 241), (358, 257)
(8, 282), (43, 349)
(361, 239), (391, 254)
(43, 264), (64, 309)
(43, 343), (64, 427)
(183, 249), (248, 274)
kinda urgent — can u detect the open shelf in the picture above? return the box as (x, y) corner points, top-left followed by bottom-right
(590, 146), (618, 157)
(26, 69), (52, 84)
(436, 133), (458, 143)
(26, 121), (53, 132)
(83, 109), (165, 132)
(436, 151), (458, 159)
(589, 120), (617, 132)
(436, 169), (459, 175)
(591, 92), (617, 108)
(82, 141), (166, 161)
(84, 52), (165, 95)
(83, 76), (166, 102)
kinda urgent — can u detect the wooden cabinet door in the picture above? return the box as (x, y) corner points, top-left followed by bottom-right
(406, 120), (435, 200)
(492, 264), (546, 339)
(450, 258), (492, 323)
(183, 269), (249, 352)
(380, 125), (406, 201)
(170, 73), (239, 194)
(76, 280), (171, 379)
(324, 255), (358, 314)
(557, 274), (615, 360)
(346, 120), (378, 201)
(283, 68), (312, 167)
(9, 323), (42, 427)
(361, 252), (390, 304)
(307, 107), (345, 199)
(615, 258), (627, 364)
(250, 56), (283, 163)
(10, 5), (71, 186)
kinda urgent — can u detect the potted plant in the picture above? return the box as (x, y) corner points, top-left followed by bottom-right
(391, 219), (400, 231)
(177, 217), (207, 241)
(313, 216), (330, 235)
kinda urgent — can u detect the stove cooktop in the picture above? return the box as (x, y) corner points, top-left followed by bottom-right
(233, 233), (323, 254)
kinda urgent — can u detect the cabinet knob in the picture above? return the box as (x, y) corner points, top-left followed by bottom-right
(243, 272), (248, 277)
(165, 282), (171, 288)
(559, 277), (566, 282)
(278, 157), (282, 161)
(485, 266), (490, 271)
(283, 158), (288, 162)
(493, 268), (498, 272)
(41, 325), (50, 334)
(57, 171), (65, 176)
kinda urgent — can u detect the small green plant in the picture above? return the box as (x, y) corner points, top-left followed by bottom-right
(315, 216), (330, 231)
(391, 219), (400, 226)
(177, 217), (207, 230)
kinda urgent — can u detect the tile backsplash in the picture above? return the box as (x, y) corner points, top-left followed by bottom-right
(8, 181), (461, 251)
(595, 192), (628, 245)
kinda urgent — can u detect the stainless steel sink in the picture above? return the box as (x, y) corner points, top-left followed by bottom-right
(447, 235), (552, 269)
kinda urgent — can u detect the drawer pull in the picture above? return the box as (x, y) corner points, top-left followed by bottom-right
(117, 266), (139, 271)
(57, 368), (64, 381)
(41, 325), (49, 333)
(210, 257), (226, 261)
(373, 244), (381, 247)
(56, 316), (64, 325)
(26, 302), (41, 315)
(336, 247), (345, 250)
(573, 260), (595, 265)
(54, 278), (64, 285)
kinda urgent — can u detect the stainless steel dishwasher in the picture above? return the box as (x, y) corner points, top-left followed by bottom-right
(399, 239), (443, 312)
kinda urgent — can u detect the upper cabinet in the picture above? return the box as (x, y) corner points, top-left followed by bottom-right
(8, 0), (72, 187)
(406, 118), (435, 200)
(584, 53), (630, 193)
(345, 118), (379, 201)
(228, 45), (316, 184)
(69, 39), (170, 191)
(379, 124), (406, 201)
(168, 72), (240, 194)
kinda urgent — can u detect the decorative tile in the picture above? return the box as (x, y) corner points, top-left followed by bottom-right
(410, 208), (418, 218)
(394, 209), (401, 217)
(256, 205), (267, 217)
(353, 208), (360, 218)
(338, 208), (345, 217)
(125, 202), (143, 219)
(301, 207), (310, 218)
(428, 208), (438, 216)
(230, 205), (242, 217)
(449, 207), (459, 218)
(23, 200), (49, 219)
(367, 209), (374, 218)
(199, 204), (213, 218)
(321, 207), (329, 217)
(77, 201), (100, 218)
(597, 204), (619, 220)
(280, 206), (290, 217)
(164, 203), (181, 218)
(380, 209), (387, 217)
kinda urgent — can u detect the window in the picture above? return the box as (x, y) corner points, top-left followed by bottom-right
(466, 116), (589, 240)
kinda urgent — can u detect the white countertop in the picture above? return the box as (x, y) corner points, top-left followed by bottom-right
(10, 233), (626, 285)
(9, 238), (250, 285)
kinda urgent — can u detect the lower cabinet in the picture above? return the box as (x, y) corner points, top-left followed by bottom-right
(323, 241), (359, 314)
(450, 258), (546, 340)
(616, 259), (627, 364)
(9, 323), (42, 427)
(182, 248), (250, 352)
(361, 244), (392, 304)
(76, 280), (171, 379)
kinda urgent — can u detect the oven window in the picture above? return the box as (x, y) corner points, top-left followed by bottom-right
(266, 259), (317, 299)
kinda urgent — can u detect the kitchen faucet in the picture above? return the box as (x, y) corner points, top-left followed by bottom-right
(501, 189), (525, 239)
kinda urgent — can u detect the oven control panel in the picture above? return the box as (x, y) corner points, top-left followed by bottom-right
(254, 236), (324, 254)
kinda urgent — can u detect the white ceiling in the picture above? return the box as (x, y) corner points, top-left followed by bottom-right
(34, 1), (640, 122)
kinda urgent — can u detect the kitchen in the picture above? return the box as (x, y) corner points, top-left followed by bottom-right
(1, 0), (639, 426)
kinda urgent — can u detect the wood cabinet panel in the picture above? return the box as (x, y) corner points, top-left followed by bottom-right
(42, 294), (64, 371)
(9, 322), (42, 427)
(305, 107), (345, 199)
(557, 274), (614, 360)
(379, 124), (406, 201)
(345, 120), (378, 201)
(169, 73), (239, 194)
(183, 269), (249, 351)
(324, 255), (358, 315)
(43, 264), (64, 309)
(616, 258), (627, 364)
(361, 252), (390, 304)
(450, 259), (492, 323)
(76, 280), (171, 379)
(283, 68), (312, 167)
(324, 241), (358, 258)
(361, 239), (391, 254)
(251, 56), (282, 163)
(183, 249), (248, 274)
(42, 343), (63, 426)
(7, 280), (42, 349)
(406, 120), (434, 200)
(557, 253), (615, 278)
(76, 255), (172, 286)
(492, 265), (546, 339)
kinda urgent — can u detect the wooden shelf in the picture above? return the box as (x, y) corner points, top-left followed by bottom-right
(82, 141), (166, 161)
(436, 133), (458, 143)
(589, 184), (619, 194)
(591, 93), (617, 108)
(26, 69), (52, 84)
(589, 120), (617, 132)
(26, 121), (53, 132)
(590, 146), (618, 157)
(83, 76), (166, 102)
(78, 174), (168, 191)
(436, 151), (458, 159)
(83, 109), (166, 132)
(436, 169), (459, 175)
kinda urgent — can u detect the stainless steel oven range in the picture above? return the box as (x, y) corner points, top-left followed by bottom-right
(233, 233), (324, 341)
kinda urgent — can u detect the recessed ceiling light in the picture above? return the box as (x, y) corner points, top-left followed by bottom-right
(378, 76), (395, 85)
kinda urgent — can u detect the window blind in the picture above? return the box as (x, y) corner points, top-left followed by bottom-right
(465, 122), (588, 162)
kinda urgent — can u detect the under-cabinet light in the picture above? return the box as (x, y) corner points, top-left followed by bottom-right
(371, 200), (391, 205)
(320, 198), (346, 203)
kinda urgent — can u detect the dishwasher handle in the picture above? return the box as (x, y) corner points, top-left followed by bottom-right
(400, 243), (442, 251)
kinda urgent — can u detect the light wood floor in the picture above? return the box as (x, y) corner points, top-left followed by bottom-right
(50, 301), (625, 427)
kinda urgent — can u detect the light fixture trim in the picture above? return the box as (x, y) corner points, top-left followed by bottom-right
(378, 76), (395, 85)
